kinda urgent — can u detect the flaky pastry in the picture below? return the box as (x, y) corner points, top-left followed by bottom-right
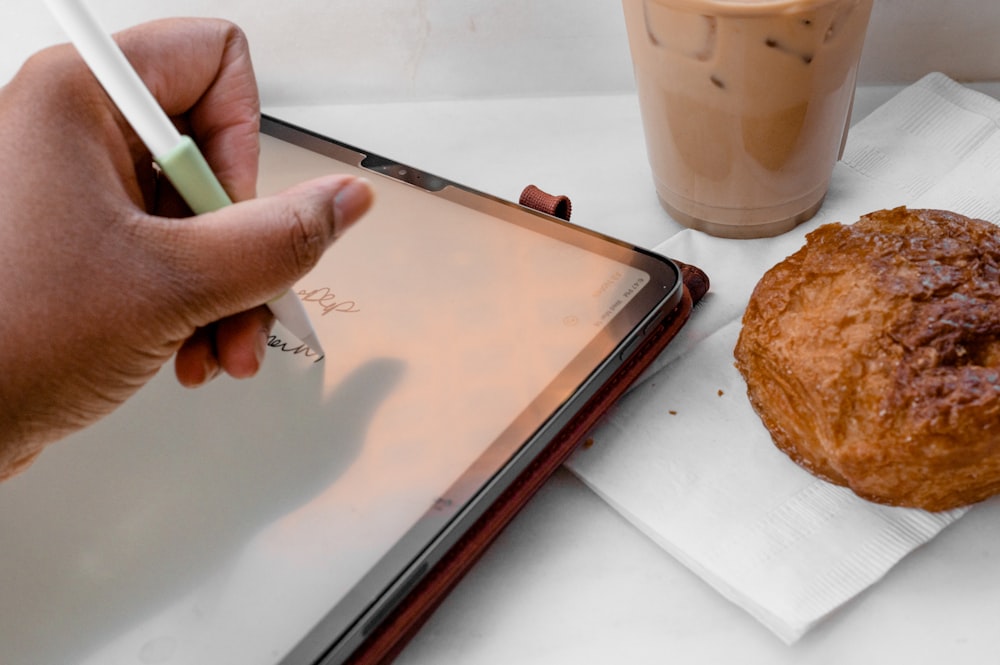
(735, 207), (1000, 511)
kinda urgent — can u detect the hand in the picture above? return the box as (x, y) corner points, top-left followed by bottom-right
(0, 18), (373, 478)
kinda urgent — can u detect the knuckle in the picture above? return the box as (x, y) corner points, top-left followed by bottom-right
(285, 205), (327, 275)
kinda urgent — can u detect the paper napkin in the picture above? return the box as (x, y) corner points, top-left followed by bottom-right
(567, 73), (1000, 643)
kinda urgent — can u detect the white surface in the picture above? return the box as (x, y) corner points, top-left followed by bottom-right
(263, 83), (1000, 250)
(265, 82), (1000, 663)
(3, 1), (1000, 104)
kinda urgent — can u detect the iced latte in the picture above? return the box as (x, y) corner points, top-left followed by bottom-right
(624, 0), (873, 237)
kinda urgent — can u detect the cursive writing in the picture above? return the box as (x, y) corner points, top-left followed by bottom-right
(298, 287), (361, 316)
(267, 335), (324, 364)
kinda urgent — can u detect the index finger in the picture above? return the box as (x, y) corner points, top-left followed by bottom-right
(114, 18), (261, 202)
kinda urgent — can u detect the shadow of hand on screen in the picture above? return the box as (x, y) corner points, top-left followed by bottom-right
(0, 355), (405, 665)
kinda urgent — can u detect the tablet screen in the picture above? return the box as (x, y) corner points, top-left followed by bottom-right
(0, 118), (679, 665)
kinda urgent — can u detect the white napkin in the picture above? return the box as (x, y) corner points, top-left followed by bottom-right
(566, 73), (1000, 643)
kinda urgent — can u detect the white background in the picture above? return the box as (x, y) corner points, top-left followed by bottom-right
(2, 0), (999, 103)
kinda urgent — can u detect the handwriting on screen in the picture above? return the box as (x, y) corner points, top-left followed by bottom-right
(298, 287), (361, 316)
(267, 335), (324, 363)
(268, 287), (361, 363)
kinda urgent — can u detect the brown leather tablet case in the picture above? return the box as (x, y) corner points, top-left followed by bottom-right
(346, 187), (708, 664)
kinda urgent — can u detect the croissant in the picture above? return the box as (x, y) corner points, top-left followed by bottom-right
(735, 207), (1000, 511)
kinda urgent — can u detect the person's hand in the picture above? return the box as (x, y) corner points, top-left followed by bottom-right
(0, 18), (373, 478)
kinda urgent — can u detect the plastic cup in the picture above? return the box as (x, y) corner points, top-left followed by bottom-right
(623, 0), (874, 238)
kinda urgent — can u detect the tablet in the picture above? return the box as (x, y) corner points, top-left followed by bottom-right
(0, 116), (690, 665)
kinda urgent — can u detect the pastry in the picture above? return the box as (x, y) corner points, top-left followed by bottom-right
(734, 207), (1000, 511)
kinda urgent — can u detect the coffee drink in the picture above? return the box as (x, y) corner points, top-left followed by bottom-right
(624, 0), (873, 237)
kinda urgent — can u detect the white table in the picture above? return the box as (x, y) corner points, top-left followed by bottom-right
(267, 82), (1000, 664)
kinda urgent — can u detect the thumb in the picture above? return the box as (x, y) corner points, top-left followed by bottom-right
(156, 174), (374, 324)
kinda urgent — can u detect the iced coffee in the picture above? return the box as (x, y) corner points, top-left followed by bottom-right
(623, 0), (873, 238)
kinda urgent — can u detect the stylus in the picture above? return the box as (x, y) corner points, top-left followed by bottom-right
(44, 0), (325, 358)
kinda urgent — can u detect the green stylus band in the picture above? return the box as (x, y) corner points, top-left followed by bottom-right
(155, 135), (233, 214)
(156, 136), (284, 308)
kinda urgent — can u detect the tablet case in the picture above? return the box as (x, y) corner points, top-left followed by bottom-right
(345, 187), (708, 665)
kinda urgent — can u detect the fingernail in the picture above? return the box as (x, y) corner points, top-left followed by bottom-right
(202, 358), (221, 385)
(332, 177), (374, 237)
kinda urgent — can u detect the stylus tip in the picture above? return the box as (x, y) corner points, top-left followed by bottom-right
(301, 333), (325, 360)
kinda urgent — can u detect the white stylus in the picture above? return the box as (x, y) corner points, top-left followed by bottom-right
(44, 0), (325, 357)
